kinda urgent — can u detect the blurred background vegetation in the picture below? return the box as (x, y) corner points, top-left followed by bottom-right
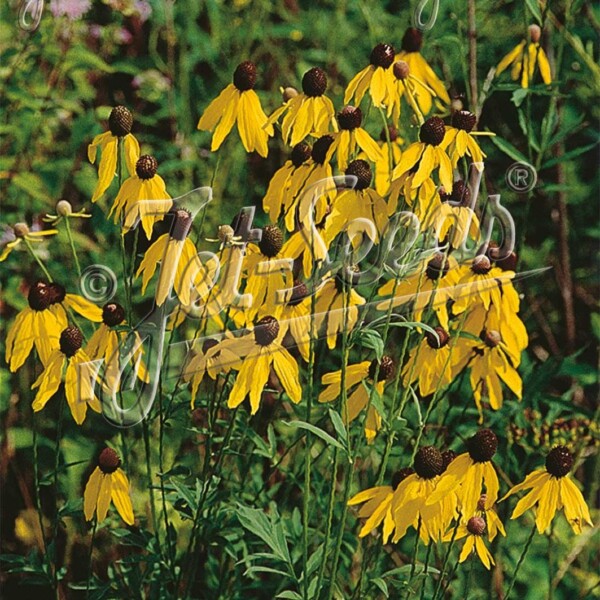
(1, 0), (598, 598)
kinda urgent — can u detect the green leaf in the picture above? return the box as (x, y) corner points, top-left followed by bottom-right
(281, 421), (345, 451)
(276, 591), (303, 599)
(358, 328), (384, 358)
(328, 408), (347, 443)
(371, 577), (389, 597)
(525, 0), (542, 23)
(541, 142), (599, 170)
(489, 134), (529, 164)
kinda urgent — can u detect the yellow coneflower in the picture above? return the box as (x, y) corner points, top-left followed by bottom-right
(403, 326), (468, 397)
(42, 199), (91, 226)
(109, 155), (173, 240)
(136, 208), (215, 307)
(428, 429), (501, 518)
(319, 356), (395, 442)
(427, 181), (480, 249)
(376, 253), (458, 330)
(241, 225), (293, 323)
(473, 493), (506, 541)
(386, 60), (436, 124)
(348, 467), (415, 542)
(502, 446), (593, 534)
(83, 448), (134, 525)
(392, 117), (453, 193)
(267, 67), (336, 146)
(221, 315), (302, 414)
(456, 309), (523, 421)
(0, 222), (57, 262)
(344, 43), (396, 109)
(444, 111), (489, 170)
(452, 516), (496, 570)
(324, 160), (391, 246)
(31, 326), (101, 425)
(263, 143), (313, 229)
(85, 302), (149, 390)
(451, 255), (511, 316)
(5, 281), (102, 371)
(390, 446), (456, 544)
(496, 25), (551, 89)
(314, 273), (366, 350)
(183, 336), (241, 408)
(88, 106), (140, 202)
(281, 225), (329, 280)
(395, 28), (450, 115)
(197, 61), (274, 157)
(327, 106), (382, 170)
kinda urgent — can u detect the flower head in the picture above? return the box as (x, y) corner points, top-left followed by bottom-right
(197, 61), (274, 157)
(88, 106), (140, 202)
(502, 446), (593, 534)
(83, 448), (134, 525)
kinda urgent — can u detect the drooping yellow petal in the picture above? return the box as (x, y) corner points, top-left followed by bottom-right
(83, 467), (103, 521)
(92, 137), (119, 202)
(272, 347), (301, 403)
(211, 86), (239, 151)
(31, 351), (64, 412)
(496, 41), (526, 75)
(96, 474), (113, 522)
(64, 294), (103, 322)
(6, 309), (35, 372)
(111, 469), (135, 525)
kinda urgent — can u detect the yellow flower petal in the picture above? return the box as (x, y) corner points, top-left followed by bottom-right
(83, 468), (103, 521)
(111, 469), (135, 525)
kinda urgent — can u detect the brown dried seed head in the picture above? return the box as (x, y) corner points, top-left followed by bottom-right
(452, 110), (477, 133)
(425, 326), (450, 349)
(311, 135), (334, 164)
(393, 60), (410, 80)
(529, 24), (542, 43)
(471, 254), (492, 275)
(291, 142), (312, 168)
(425, 253), (449, 280)
(391, 467), (415, 488)
(477, 494), (488, 511)
(288, 281), (309, 306)
(441, 449), (457, 472)
(368, 355), (395, 382)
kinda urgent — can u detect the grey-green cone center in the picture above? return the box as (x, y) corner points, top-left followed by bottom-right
(254, 315), (280, 346)
(468, 429), (498, 463)
(259, 225), (283, 258)
(545, 445), (573, 478)
(302, 67), (327, 97)
(109, 105), (133, 137)
(233, 61), (257, 91)
(98, 447), (121, 473)
(414, 446), (444, 479)
(136, 155), (158, 180)
(60, 326), (83, 357)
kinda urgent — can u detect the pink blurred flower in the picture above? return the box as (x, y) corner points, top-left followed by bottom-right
(50, 0), (91, 19)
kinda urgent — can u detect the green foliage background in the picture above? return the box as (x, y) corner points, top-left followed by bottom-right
(0, 0), (598, 599)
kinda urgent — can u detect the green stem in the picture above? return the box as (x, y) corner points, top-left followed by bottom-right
(85, 519), (97, 598)
(24, 238), (53, 281)
(64, 217), (81, 278)
(504, 522), (536, 600)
